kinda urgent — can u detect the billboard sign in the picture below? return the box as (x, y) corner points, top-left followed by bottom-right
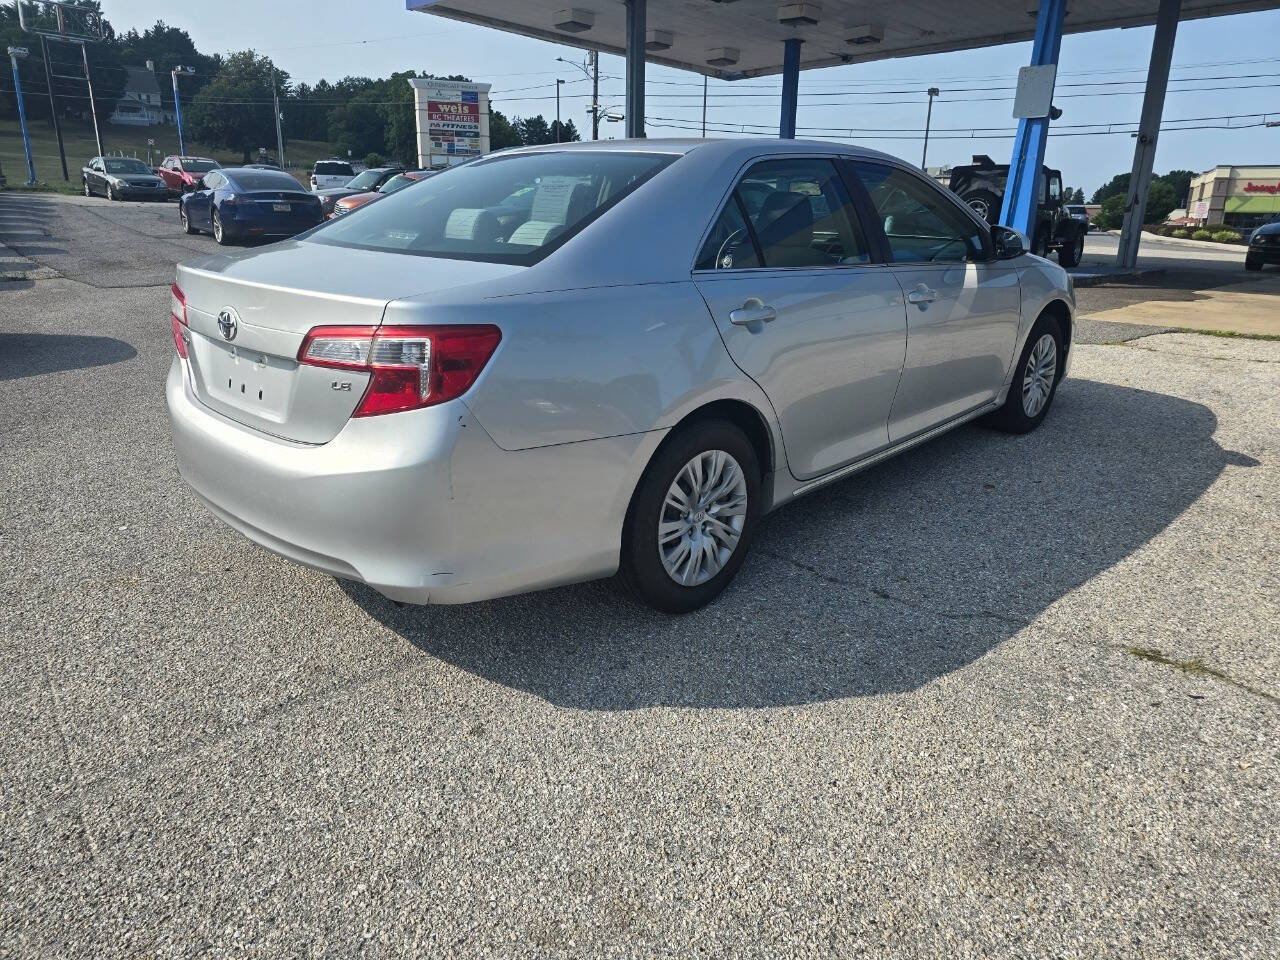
(425, 85), (482, 158)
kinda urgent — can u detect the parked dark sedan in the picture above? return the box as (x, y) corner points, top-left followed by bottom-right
(1245, 220), (1280, 271)
(179, 168), (324, 245)
(313, 166), (403, 216)
(82, 156), (169, 201)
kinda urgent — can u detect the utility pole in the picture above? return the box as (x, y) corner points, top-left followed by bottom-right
(921, 86), (939, 169)
(702, 75), (707, 137)
(591, 50), (599, 140)
(38, 35), (69, 180)
(8, 45), (37, 185)
(272, 71), (286, 169)
(555, 78), (564, 142)
(80, 41), (103, 159)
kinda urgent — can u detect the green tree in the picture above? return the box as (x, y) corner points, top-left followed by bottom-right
(1144, 180), (1178, 223)
(489, 108), (520, 150)
(1091, 173), (1130, 205)
(1093, 194), (1127, 230)
(187, 51), (288, 162)
(513, 114), (552, 145)
(1154, 169), (1196, 207)
(549, 118), (581, 143)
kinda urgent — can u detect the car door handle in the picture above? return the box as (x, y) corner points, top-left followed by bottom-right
(729, 299), (777, 326)
(906, 283), (938, 305)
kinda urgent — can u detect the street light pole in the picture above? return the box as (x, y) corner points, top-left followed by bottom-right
(172, 66), (195, 156)
(79, 41), (104, 159)
(272, 71), (286, 169)
(591, 51), (599, 140)
(7, 46), (37, 185)
(921, 87), (940, 169)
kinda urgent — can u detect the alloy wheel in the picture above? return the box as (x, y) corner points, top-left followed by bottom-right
(213, 211), (223, 243)
(83, 180), (91, 197)
(1021, 333), (1058, 417)
(658, 449), (748, 587)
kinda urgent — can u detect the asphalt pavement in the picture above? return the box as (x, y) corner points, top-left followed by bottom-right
(1, 192), (1277, 959)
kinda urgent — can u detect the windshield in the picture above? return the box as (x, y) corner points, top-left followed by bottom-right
(181, 158), (219, 173)
(315, 162), (354, 176)
(379, 174), (421, 194)
(311, 151), (676, 264)
(105, 158), (153, 175)
(227, 171), (307, 191)
(345, 169), (385, 191)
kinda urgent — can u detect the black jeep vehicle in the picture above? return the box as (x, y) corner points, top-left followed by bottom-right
(947, 155), (1086, 268)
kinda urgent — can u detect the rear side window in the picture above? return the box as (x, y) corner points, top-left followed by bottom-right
(311, 151), (676, 265)
(696, 158), (871, 270)
(314, 162), (354, 176)
(851, 161), (986, 263)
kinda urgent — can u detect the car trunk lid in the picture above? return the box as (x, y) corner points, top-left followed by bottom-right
(176, 241), (522, 444)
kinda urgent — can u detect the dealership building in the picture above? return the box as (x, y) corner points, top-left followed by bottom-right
(1188, 165), (1280, 231)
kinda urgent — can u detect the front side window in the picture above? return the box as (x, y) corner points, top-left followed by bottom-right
(696, 158), (871, 270)
(851, 161), (986, 263)
(311, 151), (676, 265)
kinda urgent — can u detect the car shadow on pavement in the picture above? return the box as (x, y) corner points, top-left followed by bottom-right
(0, 333), (137, 382)
(346, 378), (1242, 710)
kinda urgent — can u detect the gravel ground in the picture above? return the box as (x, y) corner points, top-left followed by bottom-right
(1, 193), (1277, 959)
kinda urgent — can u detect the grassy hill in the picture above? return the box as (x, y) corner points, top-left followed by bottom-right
(1, 116), (339, 191)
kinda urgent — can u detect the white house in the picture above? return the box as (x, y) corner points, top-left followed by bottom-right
(110, 66), (165, 126)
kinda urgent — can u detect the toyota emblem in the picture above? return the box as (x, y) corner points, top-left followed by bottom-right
(217, 307), (239, 341)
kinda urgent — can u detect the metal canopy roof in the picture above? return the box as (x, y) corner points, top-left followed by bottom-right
(406, 0), (1280, 79)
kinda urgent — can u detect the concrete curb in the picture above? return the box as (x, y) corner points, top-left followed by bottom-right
(1141, 230), (1247, 251)
(1070, 268), (1167, 288)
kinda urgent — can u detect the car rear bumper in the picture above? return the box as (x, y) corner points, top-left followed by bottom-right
(166, 358), (654, 604)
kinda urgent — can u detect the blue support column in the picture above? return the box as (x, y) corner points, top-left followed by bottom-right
(779, 38), (801, 139)
(1000, 0), (1067, 239)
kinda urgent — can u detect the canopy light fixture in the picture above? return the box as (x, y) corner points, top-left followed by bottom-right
(844, 23), (883, 45)
(646, 29), (674, 51)
(777, 3), (821, 27)
(705, 46), (741, 66)
(553, 7), (595, 33)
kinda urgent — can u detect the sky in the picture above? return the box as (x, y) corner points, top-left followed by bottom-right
(100, 1), (1280, 195)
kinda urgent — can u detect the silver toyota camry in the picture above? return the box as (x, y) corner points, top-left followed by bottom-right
(167, 139), (1074, 613)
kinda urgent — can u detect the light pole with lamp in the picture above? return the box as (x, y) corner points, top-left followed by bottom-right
(7, 45), (37, 186)
(555, 78), (565, 141)
(172, 66), (196, 155)
(556, 54), (599, 139)
(921, 87), (940, 169)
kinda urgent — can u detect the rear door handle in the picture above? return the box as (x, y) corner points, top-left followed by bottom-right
(906, 283), (938, 304)
(729, 299), (777, 326)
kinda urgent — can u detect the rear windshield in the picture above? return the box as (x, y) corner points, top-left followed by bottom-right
(315, 161), (354, 176)
(105, 158), (152, 174)
(310, 151), (676, 265)
(181, 158), (219, 173)
(226, 170), (305, 191)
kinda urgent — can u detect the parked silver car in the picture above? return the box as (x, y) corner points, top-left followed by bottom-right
(167, 139), (1074, 613)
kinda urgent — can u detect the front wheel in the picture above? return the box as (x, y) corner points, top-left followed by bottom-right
(1245, 256), (1262, 272)
(82, 178), (92, 198)
(984, 314), (1064, 434)
(107, 183), (118, 201)
(1058, 233), (1084, 268)
(619, 421), (761, 614)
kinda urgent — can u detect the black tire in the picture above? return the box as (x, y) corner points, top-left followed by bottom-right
(984, 312), (1064, 435)
(1058, 232), (1084, 268)
(619, 420), (762, 614)
(1245, 256), (1262, 272)
(180, 204), (197, 235)
(963, 189), (1002, 226)
(1031, 229), (1051, 258)
(212, 208), (229, 245)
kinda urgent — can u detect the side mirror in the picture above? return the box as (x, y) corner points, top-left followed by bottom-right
(992, 225), (1028, 259)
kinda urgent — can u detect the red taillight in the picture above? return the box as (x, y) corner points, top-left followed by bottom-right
(170, 283), (188, 359)
(297, 324), (501, 417)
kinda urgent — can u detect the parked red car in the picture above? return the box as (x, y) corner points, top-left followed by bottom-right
(156, 156), (221, 195)
(329, 169), (435, 219)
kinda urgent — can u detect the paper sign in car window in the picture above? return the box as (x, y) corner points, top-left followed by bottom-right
(530, 177), (583, 224)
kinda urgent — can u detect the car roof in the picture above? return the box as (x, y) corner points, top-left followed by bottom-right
(488, 137), (904, 167)
(220, 167), (302, 186)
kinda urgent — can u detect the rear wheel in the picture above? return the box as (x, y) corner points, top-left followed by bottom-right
(180, 204), (197, 235)
(984, 313), (1064, 434)
(212, 209), (228, 245)
(620, 420), (761, 614)
(1058, 232), (1084, 268)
